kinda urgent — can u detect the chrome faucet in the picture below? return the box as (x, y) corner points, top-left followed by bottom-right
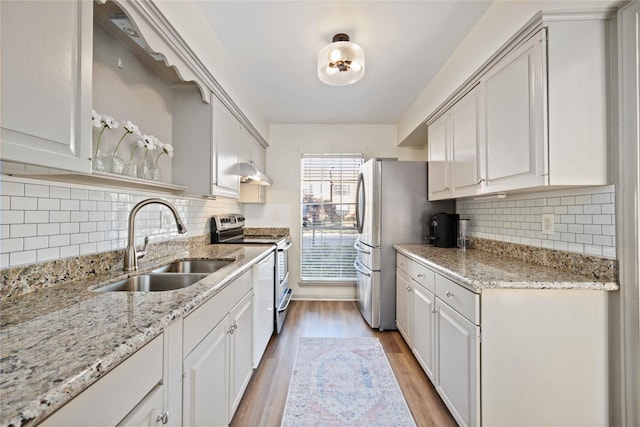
(124, 198), (188, 271)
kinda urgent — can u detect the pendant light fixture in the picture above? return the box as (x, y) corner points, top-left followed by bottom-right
(317, 33), (365, 86)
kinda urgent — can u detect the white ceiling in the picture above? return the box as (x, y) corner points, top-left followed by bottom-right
(195, 1), (492, 125)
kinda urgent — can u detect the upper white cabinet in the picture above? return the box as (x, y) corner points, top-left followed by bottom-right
(426, 12), (612, 199)
(482, 29), (546, 193)
(428, 86), (483, 200)
(0, 0), (93, 173)
(212, 95), (241, 198)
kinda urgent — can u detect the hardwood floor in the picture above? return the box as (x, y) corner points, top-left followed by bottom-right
(231, 300), (456, 427)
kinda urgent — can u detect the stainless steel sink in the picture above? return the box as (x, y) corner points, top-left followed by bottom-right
(94, 273), (207, 292)
(152, 259), (233, 274)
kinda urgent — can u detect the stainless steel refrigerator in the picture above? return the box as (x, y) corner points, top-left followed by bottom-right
(353, 158), (454, 330)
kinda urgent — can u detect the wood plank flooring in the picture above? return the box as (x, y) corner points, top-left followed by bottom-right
(231, 300), (456, 427)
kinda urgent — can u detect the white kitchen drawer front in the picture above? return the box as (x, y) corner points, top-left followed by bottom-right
(412, 261), (436, 294)
(396, 253), (411, 275)
(41, 335), (163, 426)
(436, 274), (479, 325)
(183, 270), (252, 356)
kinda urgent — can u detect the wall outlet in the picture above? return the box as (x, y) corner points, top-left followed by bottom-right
(542, 213), (555, 235)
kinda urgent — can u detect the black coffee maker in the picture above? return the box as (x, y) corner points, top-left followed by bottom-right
(428, 213), (459, 248)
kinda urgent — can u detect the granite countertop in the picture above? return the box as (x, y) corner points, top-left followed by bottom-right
(394, 244), (619, 293)
(0, 244), (274, 427)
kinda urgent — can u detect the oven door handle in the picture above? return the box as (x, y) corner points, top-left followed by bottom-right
(277, 289), (293, 312)
(354, 259), (371, 277)
(353, 240), (371, 255)
(278, 240), (293, 251)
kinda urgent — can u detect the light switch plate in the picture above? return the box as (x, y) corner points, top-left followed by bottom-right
(542, 213), (555, 235)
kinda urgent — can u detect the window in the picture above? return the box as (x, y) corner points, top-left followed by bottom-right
(301, 153), (363, 282)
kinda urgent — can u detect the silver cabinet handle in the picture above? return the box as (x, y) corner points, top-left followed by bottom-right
(446, 291), (454, 297)
(417, 273), (424, 278)
(156, 412), (169, 424)
(477, 178), (485, 184)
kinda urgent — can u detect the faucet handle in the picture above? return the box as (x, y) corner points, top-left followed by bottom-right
(136, 236), (149, 260)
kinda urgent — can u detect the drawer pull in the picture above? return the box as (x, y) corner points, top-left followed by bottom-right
(156, 412), (169, 424)
(417, 273), (424, 278)
(446, 291), (454, 298)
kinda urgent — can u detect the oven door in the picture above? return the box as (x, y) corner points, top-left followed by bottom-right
(275, 240), (292, 334)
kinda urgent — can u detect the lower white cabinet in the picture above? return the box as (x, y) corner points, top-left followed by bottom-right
(396, 250), (610, 427)
(183, 313), (230, 427)
(182, 269), (254, 427)
(395, 268), (413, 344)
(120, 385), (165, 427)
(41, 335), (165, 426)
(435, 300), (480, 427)
(412, 282), (436, 381)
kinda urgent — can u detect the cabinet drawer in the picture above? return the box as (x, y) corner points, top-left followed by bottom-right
(396, 253), (411, 274)
(412, 261), (435, 294)
(183, 270), (252, 356)
(42, 335), (163, 426)
(436, 274), (479, 325)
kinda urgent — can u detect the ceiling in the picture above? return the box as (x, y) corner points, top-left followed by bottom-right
(195, 1), (492, 125)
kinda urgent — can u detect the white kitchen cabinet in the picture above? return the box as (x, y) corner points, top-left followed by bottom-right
(0, 0), (93, 173)
(253, 253), (275, 367)
(119, 384), (165, 427)
(427, 115), (450, 200)
(426, 13), (611, 198)
(212, 95), (241, 199)
(428, 86), (483, 200)
(395, 267), (413, 345)
(183, 314), (230, 427)
(41, 335), (165, 426)
(435, 300), (480, 427)
(412, 282), (436, 382)
(182, 269), (253, 427)
(483, 30), (545, 193)
(229, 292), (254, 418)
(239, 129), (268, 204)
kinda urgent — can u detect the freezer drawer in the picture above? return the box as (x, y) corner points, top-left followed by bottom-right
(355, 258), (380, 328)
(354, 239), (381, 270)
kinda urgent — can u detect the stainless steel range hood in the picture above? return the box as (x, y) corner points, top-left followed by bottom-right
(237, 162), (273, 185)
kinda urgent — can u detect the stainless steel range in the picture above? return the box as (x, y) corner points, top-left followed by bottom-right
(211, 214), (292, 333)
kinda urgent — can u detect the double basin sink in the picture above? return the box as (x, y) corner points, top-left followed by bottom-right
(94, 260), (232, 292)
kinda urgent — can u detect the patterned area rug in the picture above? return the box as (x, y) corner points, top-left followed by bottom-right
(281, 337), (416, 427)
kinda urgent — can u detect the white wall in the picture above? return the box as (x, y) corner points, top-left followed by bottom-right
(244, 124), (424, 300)
(154, 0), (269, 141)
(398, 0), (620, 144)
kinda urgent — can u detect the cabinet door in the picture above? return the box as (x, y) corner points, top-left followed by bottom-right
(119, 384), (164, 427)
(412, 283), (436, 382)
(451, 86), (483, 198)
(395, 269), (412, 345)
(427, 114), (450, 200)
(229, 291), (254, 419)
(183, 317), (229, 427)
(435, 301), (480, 427)
(211, 96), (240, 198)
(0, 0), (92, 173)
(252, 138), (266, 172)
(483, 31), (545, 192)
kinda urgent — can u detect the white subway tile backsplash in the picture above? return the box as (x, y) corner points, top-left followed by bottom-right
(1, 181), (24, 197)
(10, 250), (36, 265)
(49, 186), (71, 199)
(11, 197), (38, 210)
(24, 184), (49, 198)
(37, 247), (59, 262)
(24, 211), (49, 224)
(1, 175), (242, 268)
(10, 224), (37, 238)
(457, 186), (616, 259)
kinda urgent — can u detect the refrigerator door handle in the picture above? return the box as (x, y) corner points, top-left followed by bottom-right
(354, 259), (371, 277)
(355, 172), (365, 234)
(353, 240), (371, 254)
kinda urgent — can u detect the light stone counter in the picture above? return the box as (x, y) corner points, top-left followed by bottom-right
(0, 244), (274, 427)
(394, 244), (619, 293)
